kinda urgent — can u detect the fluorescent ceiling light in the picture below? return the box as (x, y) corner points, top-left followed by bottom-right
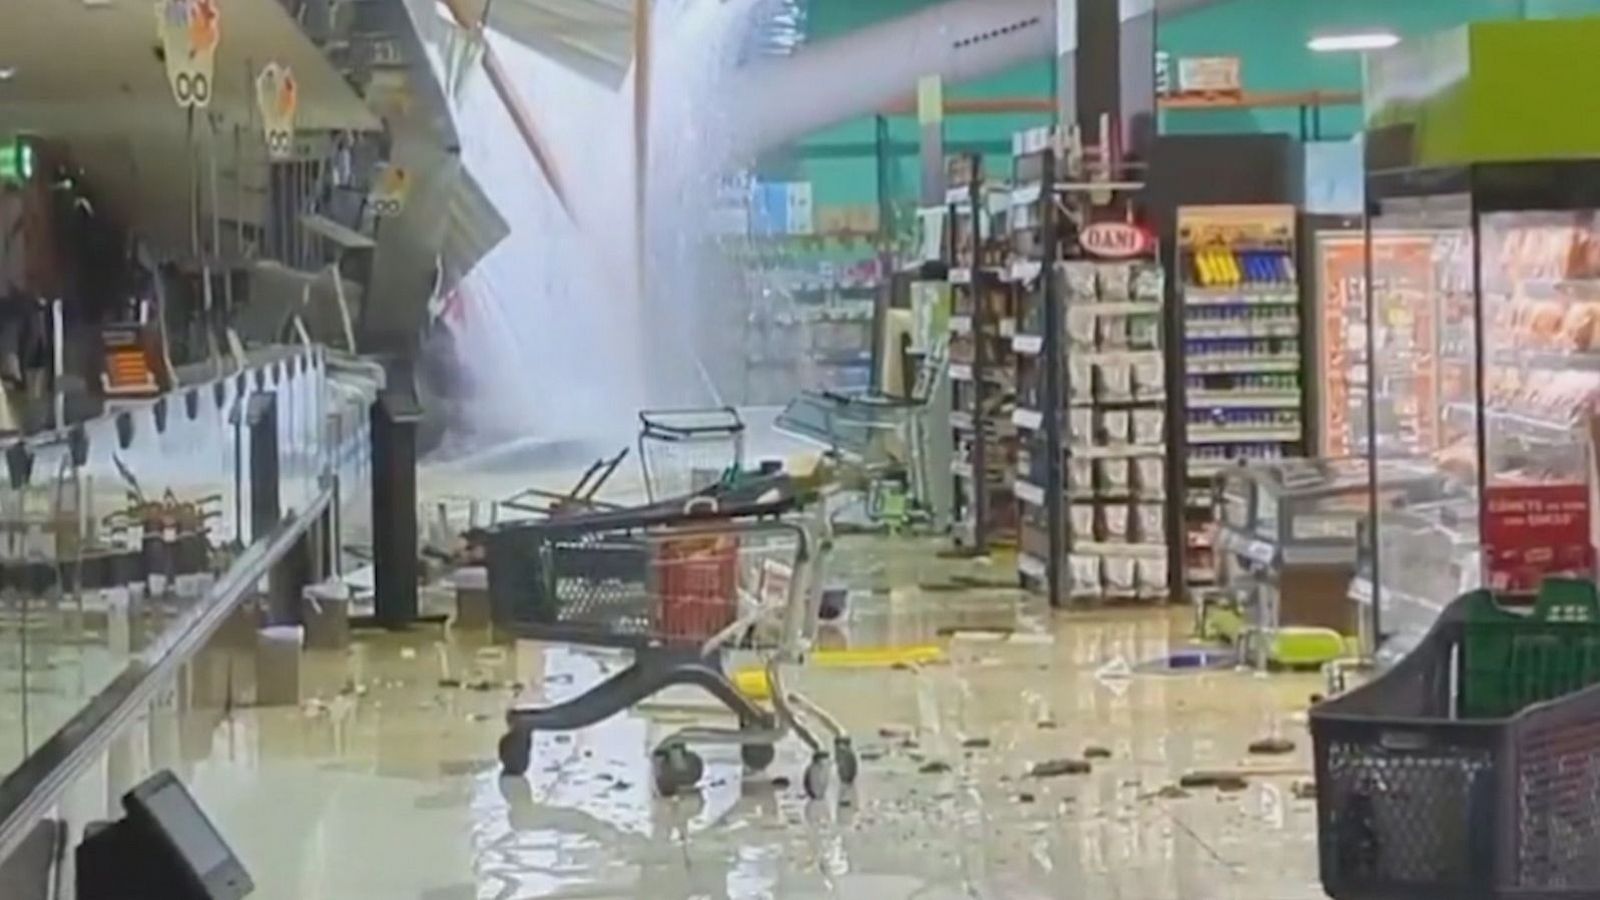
(1308, 31), (1400, 53)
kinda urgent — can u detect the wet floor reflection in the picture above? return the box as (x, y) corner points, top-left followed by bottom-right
(150, 534), (1331, 900)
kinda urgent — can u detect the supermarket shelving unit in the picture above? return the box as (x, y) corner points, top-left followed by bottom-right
(738, 232), (883, 404)
(1175, 205), (1307, 590)
(945, 154), (1017, 553)
(1010, 127), (1171, 606)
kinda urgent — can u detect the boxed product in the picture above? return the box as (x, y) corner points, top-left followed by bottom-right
(1097, 361), (1134, 402)
(1133, 408), (1165, 446)
(1069, 554), (1102, 599)
(1137, 557), (1168, 599)
(1132, 355), (1165, 400)
(1098, 263), (1132, 302)
(1069, 408), (1094, 447)
(1136, 504), (1165, 544)
(1136, 457), (1165, 498)
(1071, 504), (1096, 541)
(1103, 557), (1137, 597)
(1100, 409), (1131, 445)
(1099, 504), (1130, 542)
(1096, 458), (1131, 496)
(1069, 458), (1094, 497)
(1061, 262), (1099, 303)
(1070, 357), (1094, 403)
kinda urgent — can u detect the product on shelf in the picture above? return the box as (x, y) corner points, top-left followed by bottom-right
(1178, 205), (1305, 589)
(1009, 127), (1170, 602)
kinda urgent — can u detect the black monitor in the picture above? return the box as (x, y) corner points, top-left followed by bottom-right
(77, 770), (252, 900)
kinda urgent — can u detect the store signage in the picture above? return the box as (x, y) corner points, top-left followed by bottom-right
(1176, 56), (1242, 94)
(367, 164), (411, 218)
(1483, 483), (1594, 592)
(1081, 222), (1154, 259)
(255, 62), (298, 161)
(156, 0), (221, 109)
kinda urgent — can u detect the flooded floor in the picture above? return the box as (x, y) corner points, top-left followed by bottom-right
(160, 535), (1328, 900)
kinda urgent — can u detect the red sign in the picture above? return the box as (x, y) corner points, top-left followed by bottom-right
(1081, 222), (1154, 259)
(1483, 483), (1595, 591)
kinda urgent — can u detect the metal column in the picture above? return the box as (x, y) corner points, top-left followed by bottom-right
(370, 389), (420, 628)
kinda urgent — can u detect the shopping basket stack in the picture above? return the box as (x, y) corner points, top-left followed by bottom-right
(1311, 578), (1600, 899)
(477, 472), (854, 799)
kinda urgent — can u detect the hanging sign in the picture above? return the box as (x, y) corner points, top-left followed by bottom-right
(156, 0), (221, 109)
(1483, 482), (1594, 592)
(255, 62), (298, 160)
(368, 164), (411, 218)
(1081, 221), (1154, 259)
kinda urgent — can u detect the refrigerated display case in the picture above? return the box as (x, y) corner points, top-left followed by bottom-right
(1359, 176), (1600, 652)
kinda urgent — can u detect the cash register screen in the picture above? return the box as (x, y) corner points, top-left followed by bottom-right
(128, 774), (233, 880)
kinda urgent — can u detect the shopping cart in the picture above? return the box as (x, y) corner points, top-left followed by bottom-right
(637, 407), (746, 503)
(775, 339), (948, 530)
(1311, 579), (1600, 899)
(479, 475), (854, 799)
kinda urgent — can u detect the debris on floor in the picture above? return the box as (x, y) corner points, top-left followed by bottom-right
(1248, 736), (1297, 755)
(1029, 758), (1091, 778)
(1082, 745), (1112, 759)
(1179, 770), (1250, 791)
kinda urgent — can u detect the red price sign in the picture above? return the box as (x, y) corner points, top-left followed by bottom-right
(1483, 483), (1595, 591)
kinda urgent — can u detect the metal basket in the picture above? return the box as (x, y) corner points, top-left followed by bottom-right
(637, 407), (745, 503)
(1311, 580), (1600, 898)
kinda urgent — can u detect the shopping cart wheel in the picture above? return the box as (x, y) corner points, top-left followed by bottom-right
(498, 729), (532, 777)
(834, 738), (858, 786)
(653, 746), (704, 797)
(803, 754), (831, 800)
(740, 742), (776, 773)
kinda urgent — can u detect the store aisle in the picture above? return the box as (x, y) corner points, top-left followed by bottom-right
(177, 536), (1326, 900)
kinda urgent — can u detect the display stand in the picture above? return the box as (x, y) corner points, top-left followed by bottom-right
(1009, 127), (1169, 606)
(1175, 205), (1307, 590)
(944, 154), (1016, 553)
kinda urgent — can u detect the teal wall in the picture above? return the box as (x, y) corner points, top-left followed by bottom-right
(764, 0), (1053, 212)
(779, 0), (1600, 212)
(1157, 0), (1528, 137)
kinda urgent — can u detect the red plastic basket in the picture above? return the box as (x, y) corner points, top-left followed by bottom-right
(651, 533), (739, 644)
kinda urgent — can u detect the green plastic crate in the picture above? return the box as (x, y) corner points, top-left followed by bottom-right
(1460, 578), (1600, 719)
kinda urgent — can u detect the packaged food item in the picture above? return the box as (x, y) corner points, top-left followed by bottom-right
(1098, 263), (1132, 302)
(1101, 410), (1130, 445)
(1133, 408), (1165, 446)
(1097, 458), (1130, 495)
(1061, 262), (1099, 302)
(1069, 409), (1094, 447)
(1137, 504), (1165, 543)
(1097, 315), (1128, 350)
(1100, 504), (1130, 541)
(1137, 557), (1168, 599)
(1069, 458), (1094, 497)
(1071, 504), (1096, 540)
(1069, 554), (1102, 599)
(1103, 557), (1137, 596)
(1136, 457), (1165, 498)
(1067, 307), (1098, 348)
(1129, 313), (1160, 350)
(1070, 357), (1093, 403)
(1098, 362), (1133, 402)
(1132, 356), (1165, 400)
(1132, 263), (1165, 302)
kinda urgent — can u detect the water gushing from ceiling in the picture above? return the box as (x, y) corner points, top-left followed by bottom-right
(433, 0), (773, 451)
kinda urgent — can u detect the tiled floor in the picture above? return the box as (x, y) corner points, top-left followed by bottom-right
(144, 535), (1329, 900)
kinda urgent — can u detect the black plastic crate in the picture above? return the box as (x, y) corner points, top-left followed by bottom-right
(1312, 581), (1600, 899)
